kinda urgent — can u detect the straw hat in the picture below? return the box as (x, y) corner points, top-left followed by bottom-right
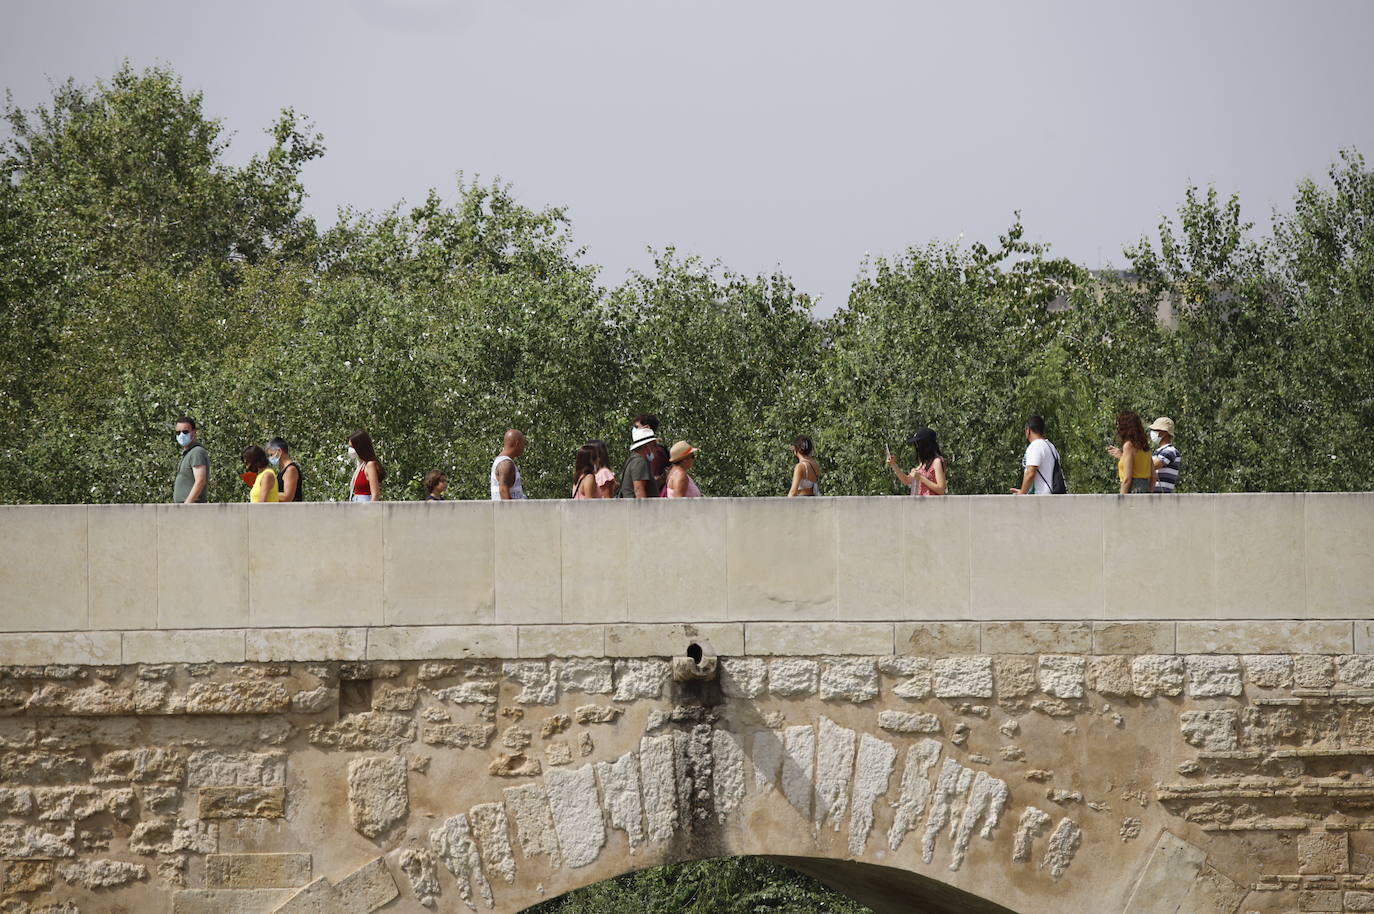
(1149, 417), (1175, 436)
(668, 441), (699, 463)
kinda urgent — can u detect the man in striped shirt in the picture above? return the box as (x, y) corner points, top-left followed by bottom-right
(1149, 417), (1181, 493)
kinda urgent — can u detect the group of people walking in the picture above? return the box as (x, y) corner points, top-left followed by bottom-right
(170, 409), (1181, 504)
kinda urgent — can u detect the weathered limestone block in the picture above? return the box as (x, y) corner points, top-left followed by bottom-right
(768, 659), (819, 697)
(888, 738), (942, 852)
(1040, 817), (1082, 879)
(639, 734), (680, 843)
(0, 787), (33, 817)
(308, 713), (415, 751)
(1012, 807), (1052, 863)
(129, 817), (216, 855)
(290, 687), (335, 714)
(933, 657), (993, 698)
(33, 786), (105, 821)
(992, 657), (1037, 698)
(199, 786), (284, 819)
(877, 711), (941, 734)
(1346, 891), (1374, 912)
(1038, 656), (1085, 699)
(57, 858), (147, 889)
(719, 658), (767, 699)
(782, 725), (817, 816)
(503, 783), (561, 867)
(877, 656), (932, 699)
(488, 754), (541, 778)
(1298, 832), (1349, 874)
(172, 888), (296, 913)
(949, 770), (1009, 870)
(819, 658), (879, 702)
(336, 855), (401, 912)
(370, 685), (417, 712)
(559, 659), (615, 694)
(1131, 655), (1185, 698)
(275, 876), (343, 913)
(573, 705), (623, 725)
(1, 859), (54, 894)
(1180, 710), (1239, 751)
(1185, 655), (1242, 697)
(184, 681), (290, 714)
(1295, 654), (1337, 688)
(398, 847), (440, 907)
(544, 764), (606, 868)
(1085, 656), (1133, 696)
(206, 853), (311, 889)
(432, 681), (499, 704)
(187, 751), (285, 787)
(750, 731), (783, 794)
(26, 681), (135, 715)
(1337, 655), (1374, 689)
(847, 733), (897, 856)
(503, 662), (558, 705)
(93, 747), (184, 784)
(469, 801), (517, 883)
(0, 823), (76, 858)
(422, 723), (495, 749)
(501, 726), (531, 750)
(814, 718), (857, 832)
(348, 756), (408, 838)
(545, 741), (573, 767)
(613, 660), (667, 701)
(1242, 655), (1293, 689)
(1, 750), (90, 784)
(711, 730), (746, 825)
(430, 814), (491, 908)
(921, 759), (971, 864)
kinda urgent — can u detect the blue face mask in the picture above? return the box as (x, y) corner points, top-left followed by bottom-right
(176, 431), (192, 447)
(268, 455), (280, 467)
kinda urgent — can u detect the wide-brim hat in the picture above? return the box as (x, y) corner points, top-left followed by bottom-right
(1149, 417), (1175, 436)
(668, 441), (698, 463)
(630, 426), (658, 450)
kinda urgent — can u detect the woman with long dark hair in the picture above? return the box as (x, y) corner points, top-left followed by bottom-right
(588, 440), (616, 498)
(1107, 411), (1155, 494)
(886, 428), (948, 495)
(346, 430), (386, 502)
(241, 445), (278, 503)
(572, 444), (602, 499)
(788, 435), (821, 496)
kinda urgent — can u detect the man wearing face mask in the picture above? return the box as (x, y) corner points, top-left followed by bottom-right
(1149, 417), (1181, 493)
(172, 416), (210, 504)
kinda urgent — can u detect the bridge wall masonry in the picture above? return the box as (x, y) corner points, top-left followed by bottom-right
(0, 494), (1371, 914)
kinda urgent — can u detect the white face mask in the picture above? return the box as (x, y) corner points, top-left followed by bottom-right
(268, 455), (280, 467)
(175, 431), (192, 447)
(1149, 431), (1160, 446)
(348, 446), (359, 461)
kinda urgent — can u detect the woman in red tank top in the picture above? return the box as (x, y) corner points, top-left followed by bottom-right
(347, 430), (386, 502)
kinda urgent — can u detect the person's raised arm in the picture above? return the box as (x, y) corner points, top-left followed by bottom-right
(365, 461), (383, 501)
(886, 453), (914, 487)
(496, 459), (514, 500)
(186, 464), (208, 504)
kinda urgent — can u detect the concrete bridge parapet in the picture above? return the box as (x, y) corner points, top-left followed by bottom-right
(0, 494), (1371, 913)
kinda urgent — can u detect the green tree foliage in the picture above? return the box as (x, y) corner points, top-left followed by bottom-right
(523, 856), (872, 914)
(1, 63), (1372, 505)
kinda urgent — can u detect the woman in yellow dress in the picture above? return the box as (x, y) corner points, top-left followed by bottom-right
(241, 445), (279, 502)
(1106, 412), (1156, 494)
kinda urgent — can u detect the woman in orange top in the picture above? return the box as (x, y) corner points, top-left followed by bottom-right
(1107, 411), (1156, 494)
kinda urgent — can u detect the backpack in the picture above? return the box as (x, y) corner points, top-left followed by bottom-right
(1048, 443), (1068, 494)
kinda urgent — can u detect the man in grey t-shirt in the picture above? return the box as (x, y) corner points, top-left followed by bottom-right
(172, 416), (209, 503)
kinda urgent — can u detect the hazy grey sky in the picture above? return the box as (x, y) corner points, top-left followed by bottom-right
(6, 0), (1374, 311)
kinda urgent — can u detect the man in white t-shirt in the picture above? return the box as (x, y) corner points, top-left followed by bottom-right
(1011, 415), (1059, 495)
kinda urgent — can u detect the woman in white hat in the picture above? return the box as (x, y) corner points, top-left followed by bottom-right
(664, 441), (702, 498)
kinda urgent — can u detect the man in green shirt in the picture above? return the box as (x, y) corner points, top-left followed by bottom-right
(172, 416), (210, 503)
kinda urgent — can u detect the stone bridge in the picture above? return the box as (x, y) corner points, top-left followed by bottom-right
(0, 493), (1371, 914)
